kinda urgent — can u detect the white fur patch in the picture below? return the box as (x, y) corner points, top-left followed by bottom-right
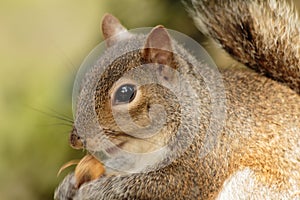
(217, 168), (300, 200)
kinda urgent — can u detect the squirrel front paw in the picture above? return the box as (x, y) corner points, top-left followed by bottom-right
(55, 173), (122, 200)
(55, 154), (106, 200)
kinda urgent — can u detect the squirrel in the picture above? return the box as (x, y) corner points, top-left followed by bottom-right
(55, 0), (300, 199)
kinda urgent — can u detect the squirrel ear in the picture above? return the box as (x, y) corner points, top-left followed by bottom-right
(143, 26), (176, 82)
(142, 25), (173, 66)
(101, 13), (131, 47)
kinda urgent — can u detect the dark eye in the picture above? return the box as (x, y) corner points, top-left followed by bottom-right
(113, 84), (137, 105)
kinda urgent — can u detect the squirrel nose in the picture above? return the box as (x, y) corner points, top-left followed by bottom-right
(69, 126), (85, 149)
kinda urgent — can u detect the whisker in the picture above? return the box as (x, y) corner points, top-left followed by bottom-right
(43, 106), (74, 121)
(40, 123), (74, 127)
(29, 106), (74, 124)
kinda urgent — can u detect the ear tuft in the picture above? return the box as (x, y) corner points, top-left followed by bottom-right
(101, 13), (130, 47)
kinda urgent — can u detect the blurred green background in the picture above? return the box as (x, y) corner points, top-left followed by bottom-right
(1, 0), (299, 199)
(0, 1), (200, 199)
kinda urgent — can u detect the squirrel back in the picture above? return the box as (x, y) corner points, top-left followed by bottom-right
(55, 0), (300, 199)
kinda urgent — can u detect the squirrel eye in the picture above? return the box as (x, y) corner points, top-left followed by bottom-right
(113, 84), (137, 105)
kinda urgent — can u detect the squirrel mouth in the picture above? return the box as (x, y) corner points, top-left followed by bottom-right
(57, 142), (126, 189)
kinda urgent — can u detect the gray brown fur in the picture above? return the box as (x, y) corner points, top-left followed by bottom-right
(188, 0), (300, 94)
(55, 0), (300, 199)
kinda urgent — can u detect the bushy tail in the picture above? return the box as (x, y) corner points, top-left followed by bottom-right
(186, 0), (300, 94)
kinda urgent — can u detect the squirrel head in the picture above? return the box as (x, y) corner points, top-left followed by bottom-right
(70, 14), (212, 172)
(95, 14), (181, 154)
